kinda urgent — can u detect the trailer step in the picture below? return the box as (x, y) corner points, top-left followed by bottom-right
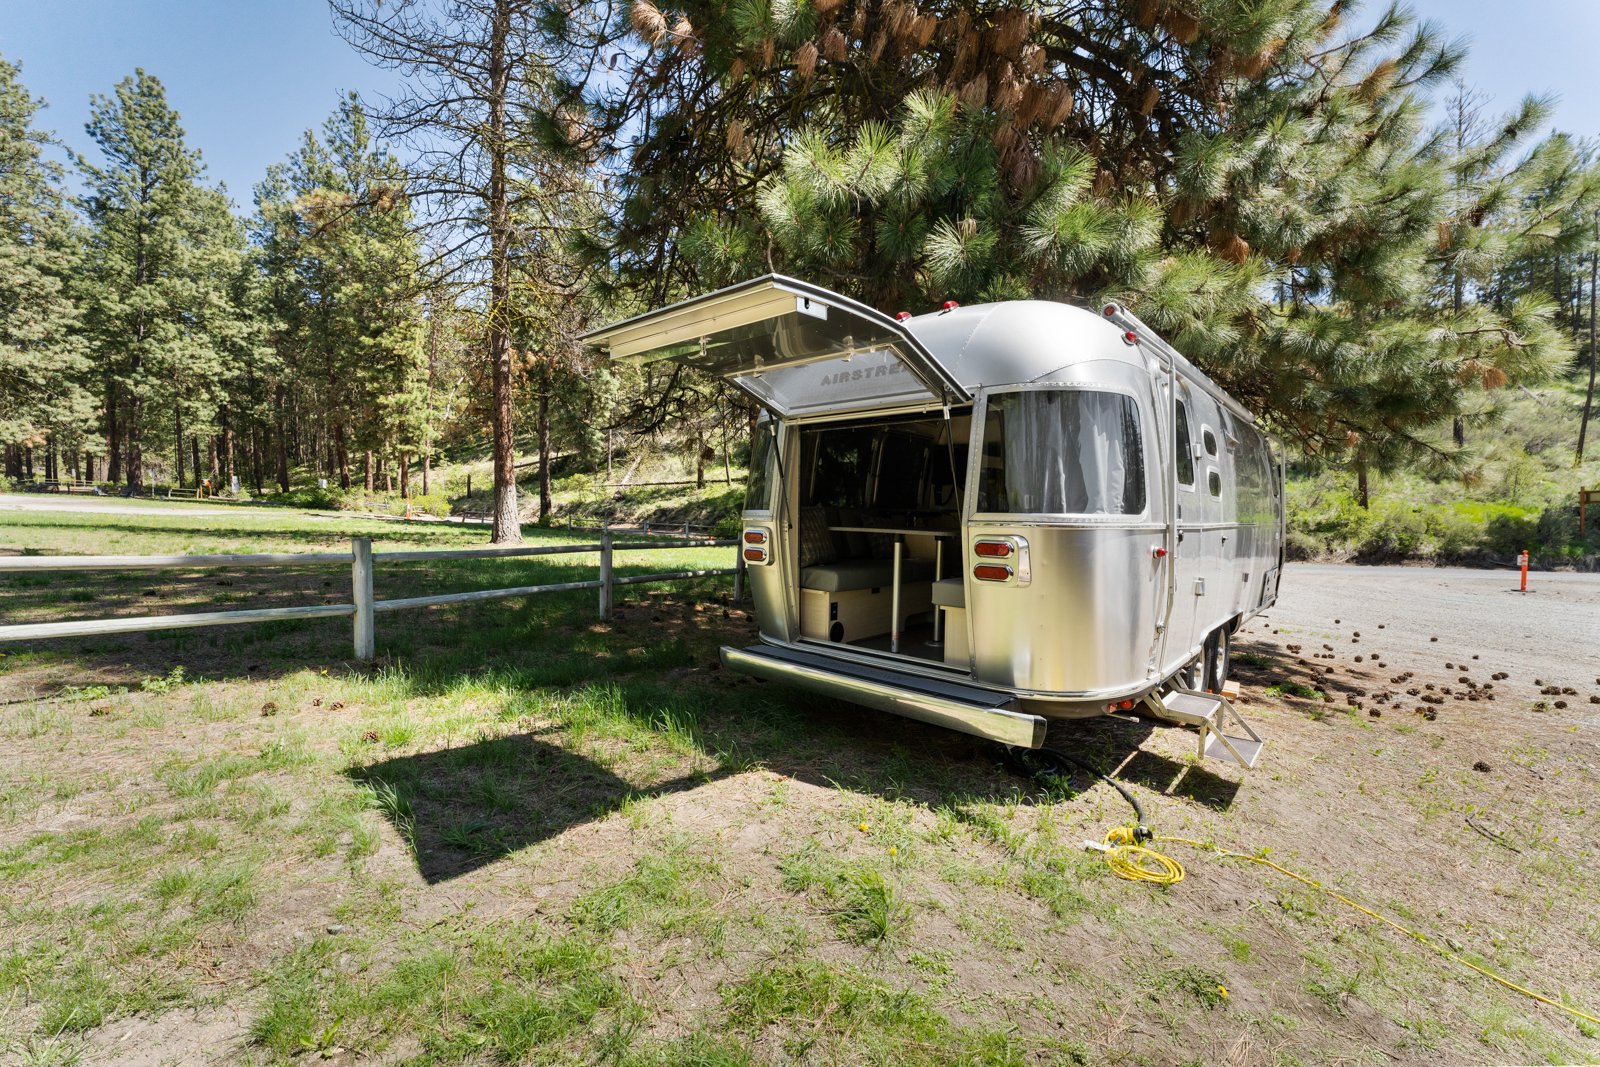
(1150, 686), (1265, 770)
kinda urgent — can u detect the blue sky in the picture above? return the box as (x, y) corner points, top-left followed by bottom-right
(2, 0), (399, 206)
(2, 0), (1597, 209)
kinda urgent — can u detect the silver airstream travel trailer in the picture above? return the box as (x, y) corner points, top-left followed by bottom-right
(585, 275), (1284, 768)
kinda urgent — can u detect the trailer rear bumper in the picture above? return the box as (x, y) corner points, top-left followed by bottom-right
(722, 643), (1048, 749)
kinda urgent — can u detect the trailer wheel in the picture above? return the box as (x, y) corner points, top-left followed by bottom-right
(1202, 626), (1231, 693)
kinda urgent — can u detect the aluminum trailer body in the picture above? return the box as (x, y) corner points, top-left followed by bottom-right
(585, 275), (1284, 757)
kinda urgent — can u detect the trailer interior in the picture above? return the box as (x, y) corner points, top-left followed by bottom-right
(792, 409), (973, 668)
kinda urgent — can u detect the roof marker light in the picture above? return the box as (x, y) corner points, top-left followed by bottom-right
(895, 311), (912, 321)
(941, 300), (959, 311)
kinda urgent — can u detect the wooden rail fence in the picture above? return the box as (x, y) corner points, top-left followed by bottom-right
(0, 532), (741, 662)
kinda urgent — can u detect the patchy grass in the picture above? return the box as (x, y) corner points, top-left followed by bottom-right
(0, 504), (1597, 1064)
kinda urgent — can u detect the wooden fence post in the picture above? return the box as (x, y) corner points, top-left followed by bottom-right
(598, 526), (614, 621)
(352, 536), (375, 661)
(732, 544), (745, 603)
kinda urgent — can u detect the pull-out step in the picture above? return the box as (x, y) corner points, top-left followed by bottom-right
(722, 643), (1047, 749)
(1145, 686), (1265, 769)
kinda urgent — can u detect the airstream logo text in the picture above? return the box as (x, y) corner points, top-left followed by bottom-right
(819, 362), (905, 388)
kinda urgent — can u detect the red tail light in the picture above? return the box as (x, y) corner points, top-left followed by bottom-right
(743, 530), (767, 544)
(973, 563), (1012, 582)
(743, 547), (767, 563)
(973, 540), (1012, 558)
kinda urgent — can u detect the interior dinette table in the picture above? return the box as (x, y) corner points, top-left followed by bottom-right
(828, 527), (957, 653)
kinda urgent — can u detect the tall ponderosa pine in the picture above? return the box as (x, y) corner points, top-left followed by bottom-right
(79, 70), (240, 489)
(255, 96), (427, 493)
(0, 54), (93, 477)
(575, 0), (1578, 473)
(332, 0), (600, 541)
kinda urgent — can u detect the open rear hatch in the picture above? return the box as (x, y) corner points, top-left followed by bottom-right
(582, 274), (970, 418)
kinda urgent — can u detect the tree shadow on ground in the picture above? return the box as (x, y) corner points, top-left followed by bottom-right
(348, 733), (730, 883)
(6, 582), (1255, 882)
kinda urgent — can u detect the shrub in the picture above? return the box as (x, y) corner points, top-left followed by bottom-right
(1356, 503), (1427, 559)
(1284, 529), (1322, 561)
(1483, 509), (1538, 558)
(406, 492), (451, 518)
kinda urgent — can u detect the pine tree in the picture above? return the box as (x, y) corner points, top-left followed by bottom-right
(574, 0), (1580, 472)
(79, 70), (234, 489)
(0, 54), (93, 477)
(332, 0), (599, 542)
(253, 96), (428, 493)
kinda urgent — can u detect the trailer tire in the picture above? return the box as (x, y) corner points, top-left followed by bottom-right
(1202, 626), (1231, 693)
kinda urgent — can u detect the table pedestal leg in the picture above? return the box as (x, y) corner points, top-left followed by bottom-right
(890, 540), (902, 655)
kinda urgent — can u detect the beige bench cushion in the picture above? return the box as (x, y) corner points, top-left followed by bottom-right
(800, 558), (935, 593)
(931, 576), (965, 609)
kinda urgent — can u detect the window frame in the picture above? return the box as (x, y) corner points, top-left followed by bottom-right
(966, 383), (1152, 522)
(1174, 397), (1196, 490)
(743, 419), (778, 515)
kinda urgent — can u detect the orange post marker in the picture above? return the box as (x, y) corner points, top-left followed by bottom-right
(1518, 550), (1529, 592)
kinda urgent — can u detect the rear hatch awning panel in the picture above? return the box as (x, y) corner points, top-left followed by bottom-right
(582, 274), (970, 418)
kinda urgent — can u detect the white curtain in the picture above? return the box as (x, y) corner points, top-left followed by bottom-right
(993, 391), (1140, 514)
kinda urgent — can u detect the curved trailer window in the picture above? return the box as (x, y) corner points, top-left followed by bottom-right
(977, 390), (1146, 515)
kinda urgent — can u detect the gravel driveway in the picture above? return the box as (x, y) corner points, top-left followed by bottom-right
(1250, 562), (1600, 725)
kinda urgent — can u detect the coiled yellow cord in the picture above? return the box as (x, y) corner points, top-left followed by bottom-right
(1092, 825), (1600, 1028)
(1102, 826), (1185, 885)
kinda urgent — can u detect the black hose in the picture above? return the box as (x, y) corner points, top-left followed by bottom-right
(990, 743), (1151, 841)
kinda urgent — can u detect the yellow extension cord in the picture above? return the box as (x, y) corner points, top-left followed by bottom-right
(1094, 826), (1600, 1029)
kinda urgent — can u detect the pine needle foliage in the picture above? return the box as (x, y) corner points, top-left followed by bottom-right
(576, 0), (1600, 467)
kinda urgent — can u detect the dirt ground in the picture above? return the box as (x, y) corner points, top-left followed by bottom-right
(2, 560), (1597, 1065)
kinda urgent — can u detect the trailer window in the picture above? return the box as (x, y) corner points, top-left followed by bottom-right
(1174, 400), (1194, 487)
(744, 421), (776, 512)
(807, 426), (876, 509)
(977, 390), (1146, 515)
(874, 430), (929, 510)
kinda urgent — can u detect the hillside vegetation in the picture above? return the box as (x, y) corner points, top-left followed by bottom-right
(1290, 379), (1600, 567)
